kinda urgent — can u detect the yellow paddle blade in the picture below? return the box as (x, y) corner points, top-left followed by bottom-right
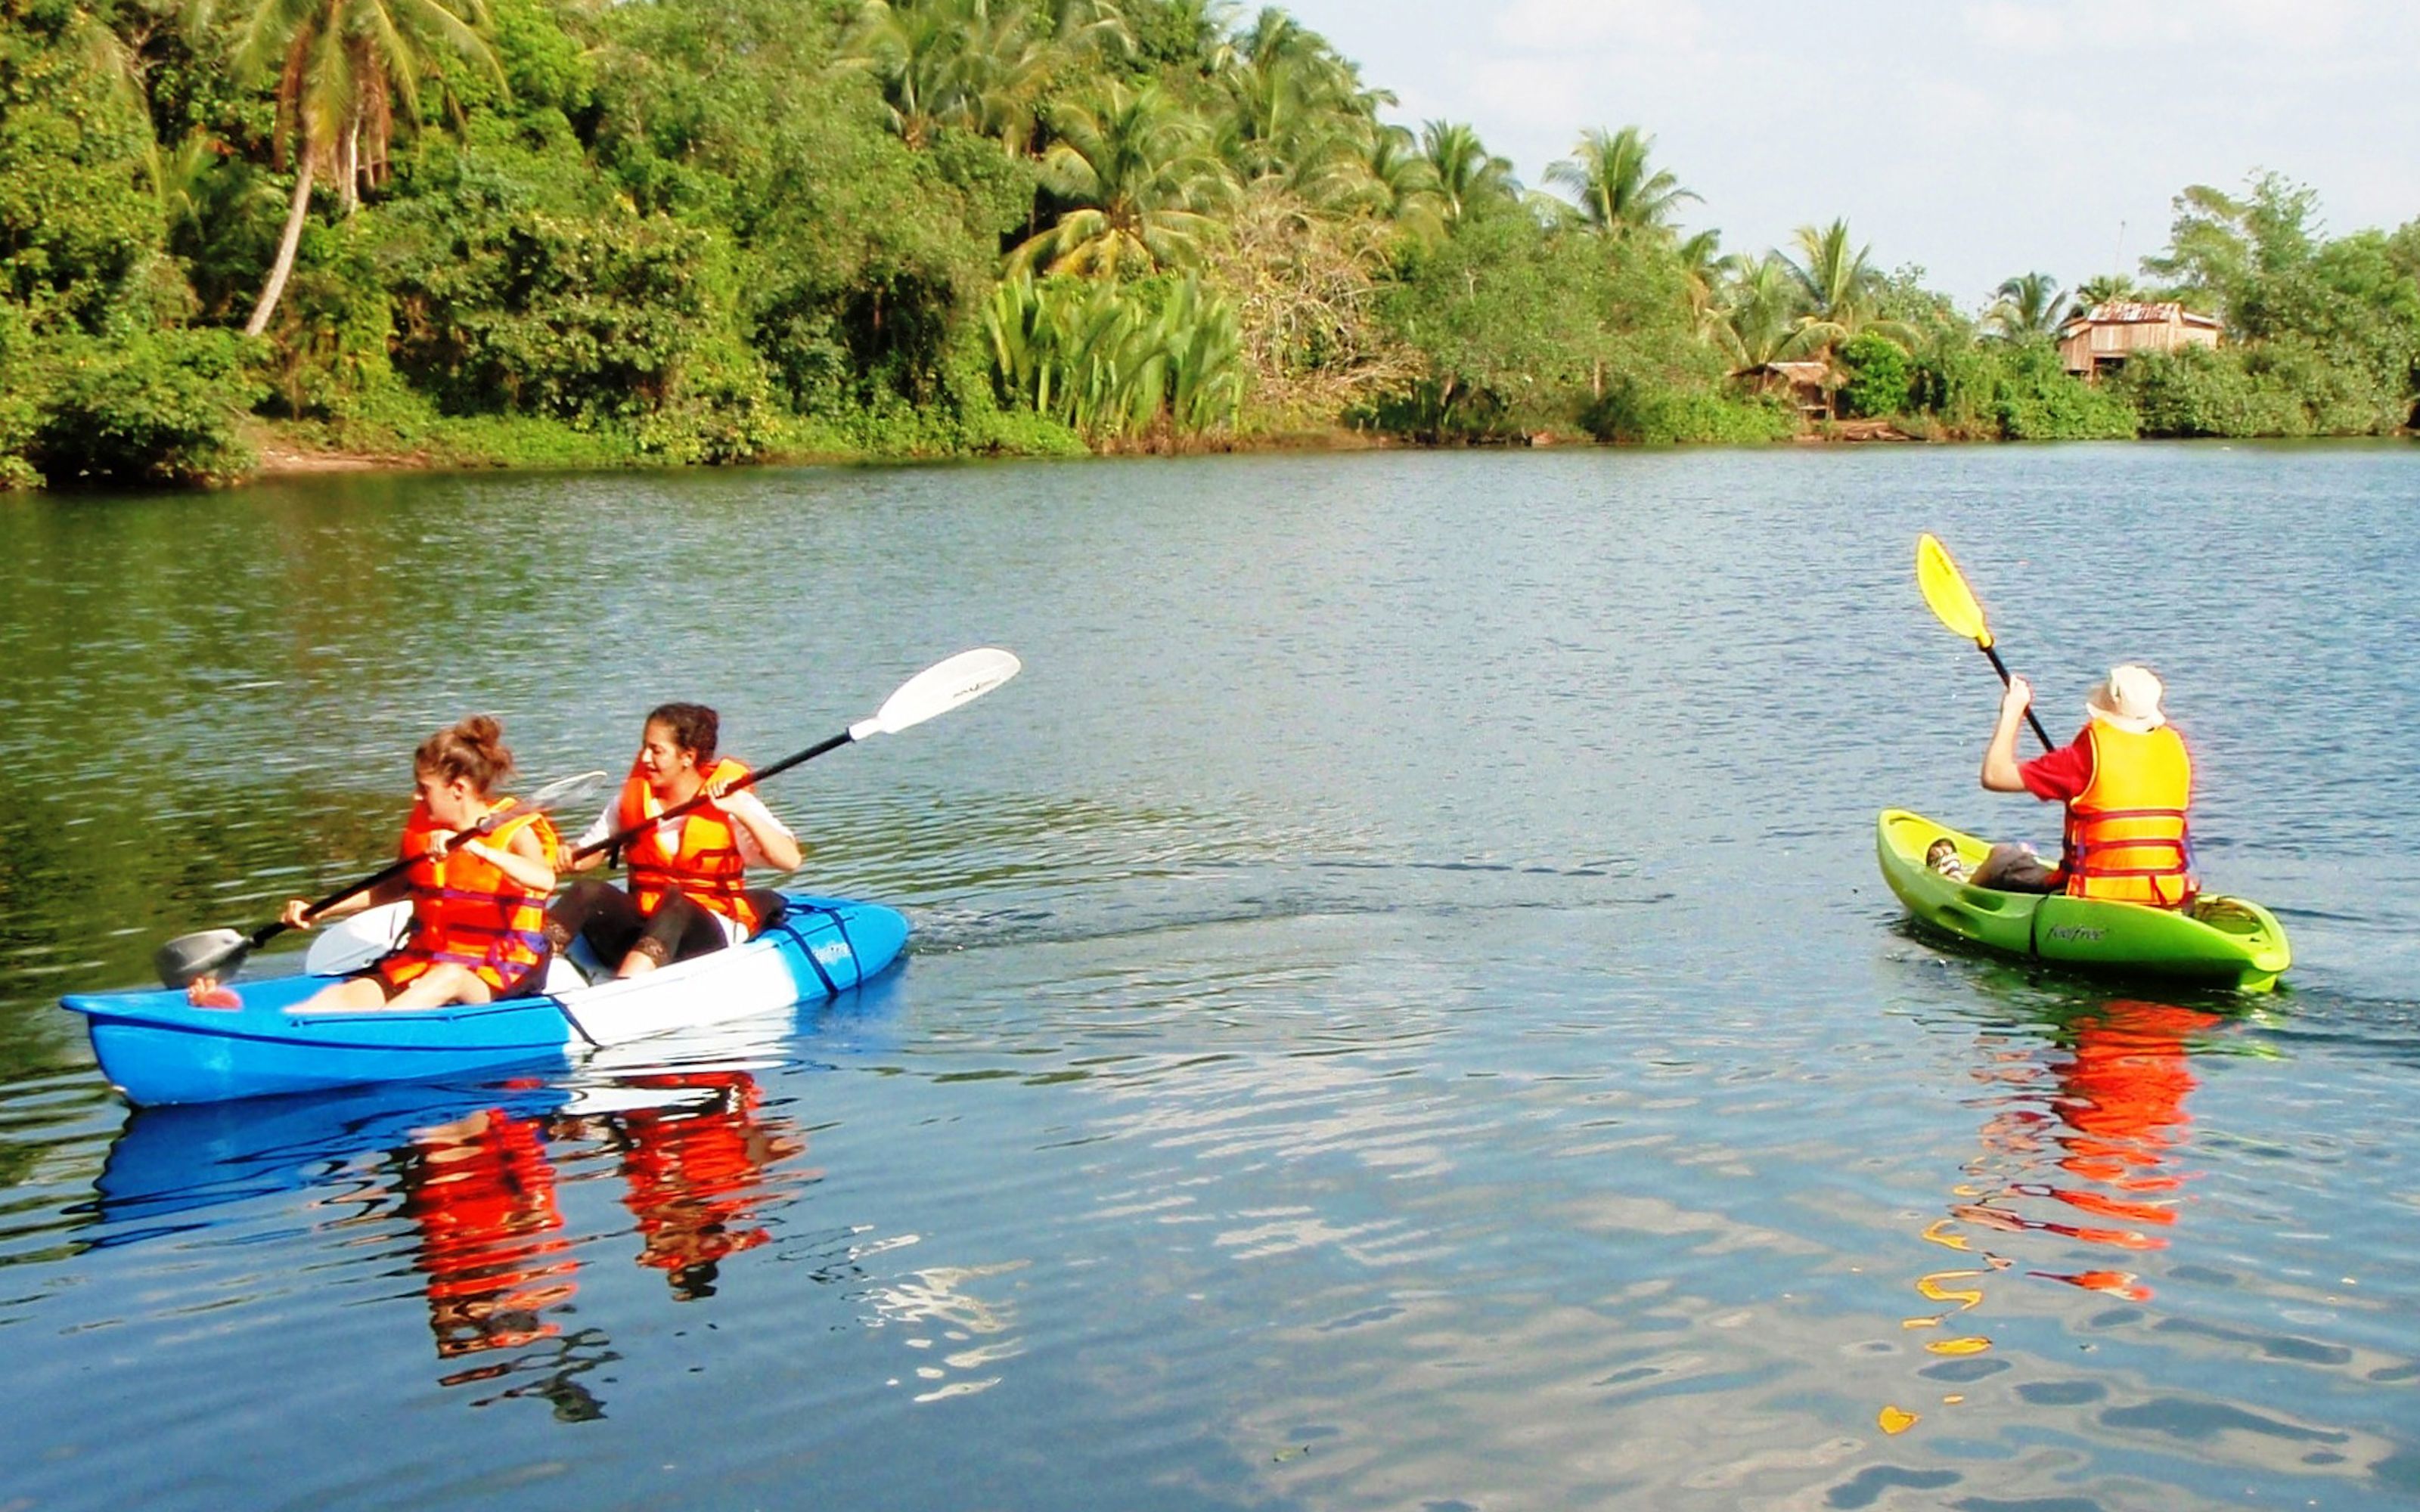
(1916, 533), (1993, 649)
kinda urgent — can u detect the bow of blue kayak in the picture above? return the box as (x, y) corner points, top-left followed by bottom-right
(61, 976), (574, 1107)
(61, 893), (910, 1106)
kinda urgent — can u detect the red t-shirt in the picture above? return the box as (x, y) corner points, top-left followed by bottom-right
(2019, 726), (2096, 804)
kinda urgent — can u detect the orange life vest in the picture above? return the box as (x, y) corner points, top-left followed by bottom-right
(2061, 723), (2194, 907)
(615, 758), (762, 934)
(383, 798), (559, 993)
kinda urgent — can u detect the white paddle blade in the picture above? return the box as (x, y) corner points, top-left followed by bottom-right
(524, 769), (610, 813)
(303, 900), (414, 978)
(851, 648), (1022, 740)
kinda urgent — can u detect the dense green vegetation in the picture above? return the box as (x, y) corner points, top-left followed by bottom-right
(2, 0), (2415, 488)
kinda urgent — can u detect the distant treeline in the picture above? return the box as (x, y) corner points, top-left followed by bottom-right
(4, 0), (2416, 488)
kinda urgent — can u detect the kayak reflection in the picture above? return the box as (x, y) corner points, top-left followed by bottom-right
(1886, 996), (2225, 1433)
(95, 1061), (814, 1414)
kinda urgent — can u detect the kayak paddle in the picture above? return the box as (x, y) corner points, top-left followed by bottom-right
(153, 768), (609, 989)
(565, 646), (1024, 867)
(1916, 533), (2053, 752)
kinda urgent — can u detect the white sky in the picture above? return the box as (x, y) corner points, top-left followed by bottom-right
(1281, 0), (2420, 308)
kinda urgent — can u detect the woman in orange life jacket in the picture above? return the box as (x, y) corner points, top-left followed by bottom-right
(1969, 665), (2198, 908)
(189, 716), (562, 1011)
(545, 702), (803, 979)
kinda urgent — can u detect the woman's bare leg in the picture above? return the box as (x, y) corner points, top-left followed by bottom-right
(287, 974), (397, 1014)
(383, 961), (495, 1010)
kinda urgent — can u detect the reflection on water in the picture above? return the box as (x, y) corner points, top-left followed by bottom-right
(396, 1108), (583, 1365)
(88, 1063), (824, 1424)
(1890, 998), (2222, 1434)
(583, 1072), (808, 1301)
(396, 1068), (814, 1414)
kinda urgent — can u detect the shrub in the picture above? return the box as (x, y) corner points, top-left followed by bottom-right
(0, 302), (46, 487)
(33, 329), (264, 485)
(1370, 209), (1712, 442)
(986, 271), (1245, 440)
(2117, 346), (2297, 437)
(1836, 330), (1913, 420)
(1587, 383), (1792, 444)
(1990, 341), (2136, 440)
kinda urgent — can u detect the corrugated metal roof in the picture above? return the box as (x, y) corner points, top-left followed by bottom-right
(2061, 301), (2224, 330)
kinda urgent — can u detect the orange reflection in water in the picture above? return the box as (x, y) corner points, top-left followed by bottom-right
(1994, 999), (2218, 1298)
(388, 1069), (811, 1413)
(1887, 999), (2220, 1433)
(605, 1072), (809, 1301)
(394, 1107), (579, 1362)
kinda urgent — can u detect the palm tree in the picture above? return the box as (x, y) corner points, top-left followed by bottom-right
(1233, 5), (1318, 70)
(212, 0), (502, 335)
(1543, 125), (1696, 238)
(842, 0), (1066, 152)
(2068, 273), (2138, 318)
(1016, 82), (1234, 276)
(1212, 9), (1390, 206)
(1987, 271), (2065, 338)
(1712, 254), (1820, 370)
(1362, 123), (1442, 237)
(1780, 219), (1916, 352)
(1672, 228), (1728, 336)
(1417, 119), (1516, 228)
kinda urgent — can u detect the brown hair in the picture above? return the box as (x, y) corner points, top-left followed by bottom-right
(645, 702), (719, 766)
(414, 714), (515, 794)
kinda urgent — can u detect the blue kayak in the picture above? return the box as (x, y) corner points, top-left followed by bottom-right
(61, 893), (908, 1107)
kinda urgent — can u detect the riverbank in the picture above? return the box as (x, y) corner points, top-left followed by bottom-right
(233, 413), (2413, 482)
(237, 415), (1410, 482)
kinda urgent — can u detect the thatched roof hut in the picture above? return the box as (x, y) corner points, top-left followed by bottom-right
(1739, 360), (1833, 420)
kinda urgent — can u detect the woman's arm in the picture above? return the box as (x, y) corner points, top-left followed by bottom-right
(461, 823), (558, 894)
(714, 785), (803, 872)
(559, 801), (614, 872)
(281, 874), (409, 930)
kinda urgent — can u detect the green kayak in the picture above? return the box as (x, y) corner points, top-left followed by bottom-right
(1876, 809), (2291, 993)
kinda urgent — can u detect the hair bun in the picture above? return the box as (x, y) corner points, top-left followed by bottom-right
(417, 714), (516, 791)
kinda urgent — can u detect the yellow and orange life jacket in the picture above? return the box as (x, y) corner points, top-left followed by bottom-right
(383, 798), (559, 993)
(615, 758), (762, 934)
(2061, 723), (2195, 908)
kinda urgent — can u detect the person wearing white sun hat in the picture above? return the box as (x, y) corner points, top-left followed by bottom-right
(1969, 664), (2198, 907)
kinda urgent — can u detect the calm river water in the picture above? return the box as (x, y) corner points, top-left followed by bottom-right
(3, 442), (2418, 1510)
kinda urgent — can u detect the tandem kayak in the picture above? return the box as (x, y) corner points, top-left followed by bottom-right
(60, 892), (908, 1106)
(1876, 810), (2291, 993)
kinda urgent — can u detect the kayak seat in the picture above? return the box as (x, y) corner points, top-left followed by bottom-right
(542, 955), (594, 995)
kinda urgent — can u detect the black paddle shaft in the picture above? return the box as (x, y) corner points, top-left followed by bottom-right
(1979, 643), (2057, 753)
(565, 730), (853, 865)
(252, 801), (534, 948)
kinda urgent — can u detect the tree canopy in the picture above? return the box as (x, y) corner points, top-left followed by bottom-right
(0, 0), (2413, 488)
